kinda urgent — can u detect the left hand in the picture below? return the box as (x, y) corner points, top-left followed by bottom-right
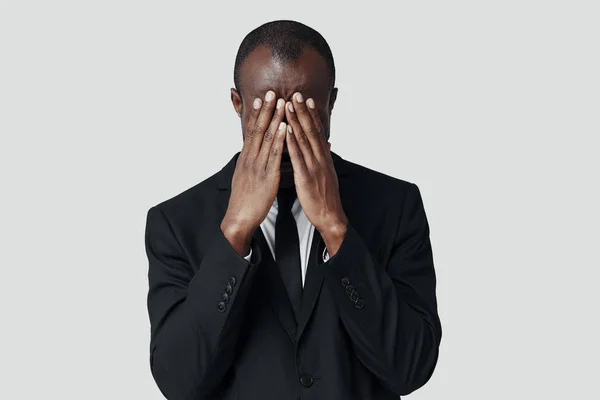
(285, 92), (348, 252)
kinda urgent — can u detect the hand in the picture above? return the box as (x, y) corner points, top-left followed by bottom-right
(221, 90), (287, 255)
(284, 92), (348, 254)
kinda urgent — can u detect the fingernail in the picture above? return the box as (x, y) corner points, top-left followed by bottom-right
(253, 98), (262, 109)
(276, 99), (284, 109)
(287, 125), (293, 133)
(278, 122), (285, 130)
(265, 91), (274, 102)
(307, 98), (315, 109)
(295, 93), (304, 102)
(287, 102), (294, 112)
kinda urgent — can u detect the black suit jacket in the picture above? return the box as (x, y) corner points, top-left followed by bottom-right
(145, 151), (442, 400)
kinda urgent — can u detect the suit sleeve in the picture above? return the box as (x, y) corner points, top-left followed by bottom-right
(145, 206), (262, 400)
(322, 183), (442, 396)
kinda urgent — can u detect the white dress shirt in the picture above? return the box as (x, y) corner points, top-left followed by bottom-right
(243, 197), (329, 287)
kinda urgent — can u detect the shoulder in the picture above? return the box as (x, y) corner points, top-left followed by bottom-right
(146, 168), (221, 225)
(341, 155), (420, 201)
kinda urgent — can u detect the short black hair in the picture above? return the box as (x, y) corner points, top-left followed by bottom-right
(233, 20), (335, 93)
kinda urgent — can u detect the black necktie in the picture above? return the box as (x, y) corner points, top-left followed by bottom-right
(275, 186), (303, 322)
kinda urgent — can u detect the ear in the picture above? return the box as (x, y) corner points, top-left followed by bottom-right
(328, 87), (338, 115)
(231, 88), (243, 118)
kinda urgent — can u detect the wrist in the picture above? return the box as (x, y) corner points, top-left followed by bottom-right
(221, 212), (255, 236)
(320, 213), (348, 237)
(221, 216), (255, 257)
(319, 218), (348, 257)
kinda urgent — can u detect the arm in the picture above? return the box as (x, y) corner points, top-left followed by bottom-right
(145, 206), (261, 400)
(322, 183), (442, 396)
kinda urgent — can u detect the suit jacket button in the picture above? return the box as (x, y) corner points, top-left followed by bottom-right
(224, 284), (233, 295)
(217, 301), (227, 312)
(299, 374), (314, 387)
(228, 276), (237, 287)
(350, 291), (359, 301)
(341, 277), (350, 287)
(354, 299), (364, 309)
(345, 284), (355, 294)
(221, 293), (230, 304)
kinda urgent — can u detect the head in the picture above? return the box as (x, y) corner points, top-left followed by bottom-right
(230, 20), (338, 187)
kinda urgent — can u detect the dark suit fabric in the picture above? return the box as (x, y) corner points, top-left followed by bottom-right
(145, 151), (442, 400)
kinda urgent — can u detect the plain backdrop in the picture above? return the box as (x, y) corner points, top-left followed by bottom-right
(1, 1), (599, 399)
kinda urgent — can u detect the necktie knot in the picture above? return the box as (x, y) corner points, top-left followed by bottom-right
(277, 187), (297, 213)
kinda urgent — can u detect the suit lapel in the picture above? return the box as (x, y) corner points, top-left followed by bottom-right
(215, 150), (354, 344)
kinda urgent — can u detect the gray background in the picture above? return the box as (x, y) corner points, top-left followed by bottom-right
(1, 1), (598, 399)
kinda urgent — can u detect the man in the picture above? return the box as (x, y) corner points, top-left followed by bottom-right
(145, 20), (441, 400)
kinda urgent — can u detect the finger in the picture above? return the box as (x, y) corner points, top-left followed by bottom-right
(266, 121), (287, 174)
(240, 96), (262, 157)
(257, 98), (286, 167)
(285, 100), (314, 166)
(244, 90), (277, 157)
(292, 92), (325, 160)
(286, 125), (308, 175)
(305, 97), (332, 164)
(305, 98), (327, 143)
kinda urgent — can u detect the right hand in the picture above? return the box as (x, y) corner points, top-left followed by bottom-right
(221, 90), (287, 254)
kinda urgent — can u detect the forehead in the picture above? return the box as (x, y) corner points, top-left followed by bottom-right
(238, 45), (331, 99)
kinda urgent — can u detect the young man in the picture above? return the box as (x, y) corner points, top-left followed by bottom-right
(145, 20), (441, 400)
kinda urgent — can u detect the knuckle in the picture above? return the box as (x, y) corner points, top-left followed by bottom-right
(252, 123), (264, 135)
(305, 126), (318, 137)
(244, 125), (255, 139)
(263, 129), (274, 142)
(298, 132), (308, 143)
